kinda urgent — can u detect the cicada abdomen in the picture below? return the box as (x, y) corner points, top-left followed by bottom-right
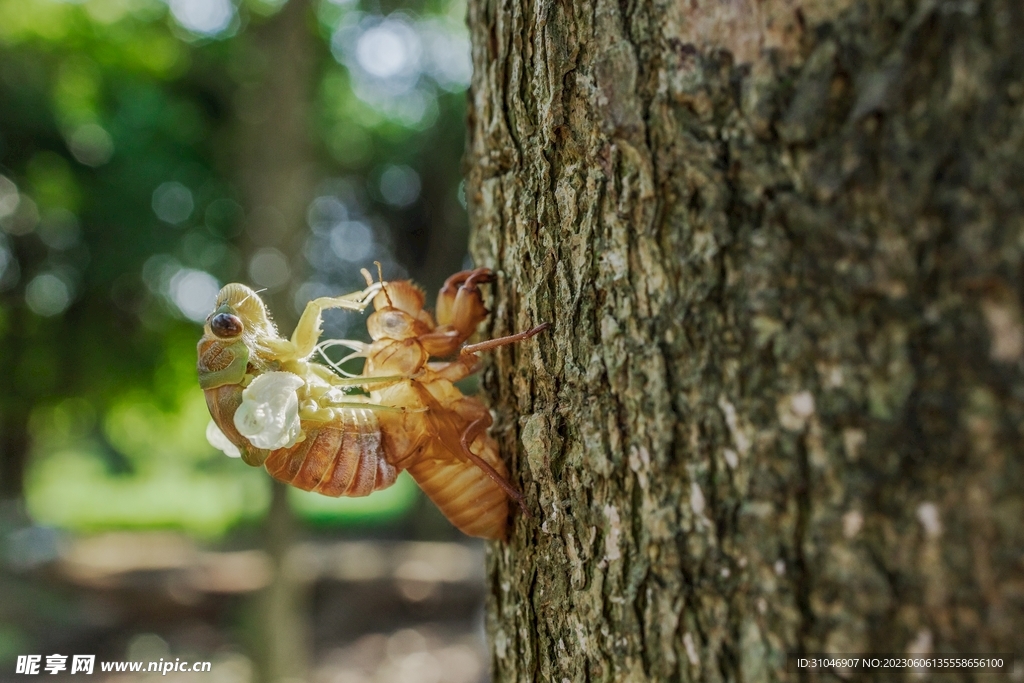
(205, 382), (396, 497)
(263, 409), (397, 497)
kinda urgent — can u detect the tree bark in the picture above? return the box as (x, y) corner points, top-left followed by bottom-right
(465, 0), (1024, 681)
(233, 2), (316, 681)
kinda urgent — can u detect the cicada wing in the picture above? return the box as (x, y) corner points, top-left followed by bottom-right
(406, 432), (510, 540)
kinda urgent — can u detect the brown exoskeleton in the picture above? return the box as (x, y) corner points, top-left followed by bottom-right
(198, 268), (546, 540)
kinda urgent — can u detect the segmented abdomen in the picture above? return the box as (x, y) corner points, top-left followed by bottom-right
(264, 408), (397, 497)
(205, 384), (396, 498)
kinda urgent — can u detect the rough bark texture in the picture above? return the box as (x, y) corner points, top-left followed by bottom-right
(465, 0), (1024, 681)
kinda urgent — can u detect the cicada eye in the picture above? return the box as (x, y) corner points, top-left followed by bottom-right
(211, 313), (243, 338)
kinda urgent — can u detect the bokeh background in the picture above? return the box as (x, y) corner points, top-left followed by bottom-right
(0, 0), (487, 680)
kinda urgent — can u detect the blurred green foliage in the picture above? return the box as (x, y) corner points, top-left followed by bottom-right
(0, 0), (472, 534)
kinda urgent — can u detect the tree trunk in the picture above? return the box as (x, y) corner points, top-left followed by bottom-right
(0, 409), (28, 503)
(465, 0), (1024, 681)
(0, 289), (29, 504)
(233, 2), (316, 681)
(235, 0), (316, 322)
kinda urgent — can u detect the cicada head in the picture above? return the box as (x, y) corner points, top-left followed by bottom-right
(211, 283), (278, 343)
(198, 284), (279, 389)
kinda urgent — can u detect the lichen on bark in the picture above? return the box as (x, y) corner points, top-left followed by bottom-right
(465, 0), (1024, 681)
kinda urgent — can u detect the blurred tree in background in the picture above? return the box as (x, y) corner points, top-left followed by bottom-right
(0, 0), (471, 528)
(0, 0), (480, 678)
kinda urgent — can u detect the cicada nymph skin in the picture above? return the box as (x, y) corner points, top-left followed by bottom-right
(196, 269), (547, 540)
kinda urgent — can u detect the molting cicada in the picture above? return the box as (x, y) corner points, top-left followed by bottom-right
(197, 268), (547, 540)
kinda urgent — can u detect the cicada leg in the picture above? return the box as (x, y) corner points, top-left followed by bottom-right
(332, 374), (416, 388)
(417, 324), (549, 386)
(416, 269), (494, 356)
(461, 322), (551, 356)
(300, 400), (426, 423)
(459, 417), (527, 515)
(435, 268), (495, 334)
(330, 401), (425, 413)
(266, 283), (384, 361)
(424, 355), (480, 384)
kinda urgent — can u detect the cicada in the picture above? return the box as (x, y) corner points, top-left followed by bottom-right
(197, 268), (546, 540)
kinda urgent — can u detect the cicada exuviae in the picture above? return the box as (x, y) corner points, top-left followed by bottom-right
(197, 268), (547, 540)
